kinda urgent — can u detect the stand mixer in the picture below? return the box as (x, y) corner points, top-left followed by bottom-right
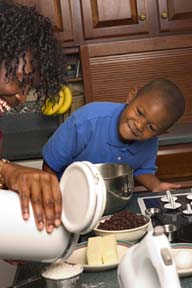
(118, 226), (181, 288)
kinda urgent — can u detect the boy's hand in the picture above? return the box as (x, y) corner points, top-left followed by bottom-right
(135, 174), (182, 192)
(1, 163), (62, 233)
(156, 182), (182, 192)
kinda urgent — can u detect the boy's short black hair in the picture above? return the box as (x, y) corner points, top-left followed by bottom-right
(0, 0), (66, 102)
(137, 78), (185, 127)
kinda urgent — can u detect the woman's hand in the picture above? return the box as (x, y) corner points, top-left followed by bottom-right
(1, 162), (62, 233)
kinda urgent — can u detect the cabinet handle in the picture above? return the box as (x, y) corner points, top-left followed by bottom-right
(161, 11), (168, 19)
(139, 13), (146, 21)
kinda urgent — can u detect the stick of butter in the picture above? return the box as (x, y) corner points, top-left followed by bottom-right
(87, 236), (103, 265)
(87, 235), (118, 265)
(102, 235), (118, 265)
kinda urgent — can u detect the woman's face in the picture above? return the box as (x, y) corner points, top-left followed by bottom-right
(0, 51), (35, 115)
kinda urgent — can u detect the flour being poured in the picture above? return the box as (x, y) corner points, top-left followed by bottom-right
(41, 262), (83, 280)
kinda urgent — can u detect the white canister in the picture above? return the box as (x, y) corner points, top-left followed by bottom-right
(0, 161), (106, 262)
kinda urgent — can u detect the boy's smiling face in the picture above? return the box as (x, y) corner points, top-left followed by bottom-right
(118, 90), (173, 141)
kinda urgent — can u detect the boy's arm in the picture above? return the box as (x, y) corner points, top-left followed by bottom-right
(42, 161), (56, 174)
(135, 174), (181, 192)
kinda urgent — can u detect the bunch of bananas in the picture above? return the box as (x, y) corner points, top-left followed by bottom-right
(41, 85), (72, 116)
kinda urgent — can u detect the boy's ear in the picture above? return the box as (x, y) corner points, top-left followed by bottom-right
(126, 87), (138, 104)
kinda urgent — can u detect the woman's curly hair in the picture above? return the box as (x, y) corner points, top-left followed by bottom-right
(0, 0), (66, 103)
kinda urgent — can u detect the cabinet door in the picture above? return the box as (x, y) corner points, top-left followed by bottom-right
(13, 0), (83, 47)
(156, 143), (192, 187)
(80, 0), (150, 40)
(158, 0), (192, 32)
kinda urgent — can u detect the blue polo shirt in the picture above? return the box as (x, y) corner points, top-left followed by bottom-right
(42, 102), (158, 179)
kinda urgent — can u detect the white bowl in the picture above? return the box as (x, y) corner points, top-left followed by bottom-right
(93, 214), (151, 243)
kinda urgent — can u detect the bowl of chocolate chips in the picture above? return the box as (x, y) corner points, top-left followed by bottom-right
(93, 211), (151, 243)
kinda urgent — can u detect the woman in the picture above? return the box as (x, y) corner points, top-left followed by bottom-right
(0, 1), (66, 233)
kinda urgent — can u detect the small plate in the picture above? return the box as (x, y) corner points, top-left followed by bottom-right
(67, 240), (130, 272)
(171, 243), (192, 277)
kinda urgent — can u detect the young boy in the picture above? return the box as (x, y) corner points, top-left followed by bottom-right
(42, 78), (185, 192)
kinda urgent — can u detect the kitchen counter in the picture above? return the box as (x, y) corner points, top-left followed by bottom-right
(12, 189), (192, 288)
(158, 123), (192, 146)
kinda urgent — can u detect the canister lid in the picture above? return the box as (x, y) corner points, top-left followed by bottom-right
(60, 161), (106, 234)
(80, 161), (106, 234)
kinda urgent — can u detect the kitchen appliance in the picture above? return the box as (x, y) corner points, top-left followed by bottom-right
(118, 226), (181, 288)
(0, 161), (109, 262)
(95, 163), (134, 215)
(137, 190), (192, 242)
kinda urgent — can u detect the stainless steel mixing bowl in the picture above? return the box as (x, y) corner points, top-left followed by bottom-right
(94, 163), (134, 215)
(42, 275), (81, 288)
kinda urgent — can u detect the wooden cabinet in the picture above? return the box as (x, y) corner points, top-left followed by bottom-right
(156, 143), (192, 187)
(157, 0), (192, 33)
(14, 0), (83, 48)
(14, 0), (192, 46)
(36, 0), (83, 47)
(80, 0), (192, 41)
(80, 0), (152, 40)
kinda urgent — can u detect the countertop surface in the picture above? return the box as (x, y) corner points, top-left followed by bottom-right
(158, 123), (192, 146)
(13, 189), (192, 288)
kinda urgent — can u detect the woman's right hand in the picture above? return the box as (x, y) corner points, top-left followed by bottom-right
(1, 162), (62, 233)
